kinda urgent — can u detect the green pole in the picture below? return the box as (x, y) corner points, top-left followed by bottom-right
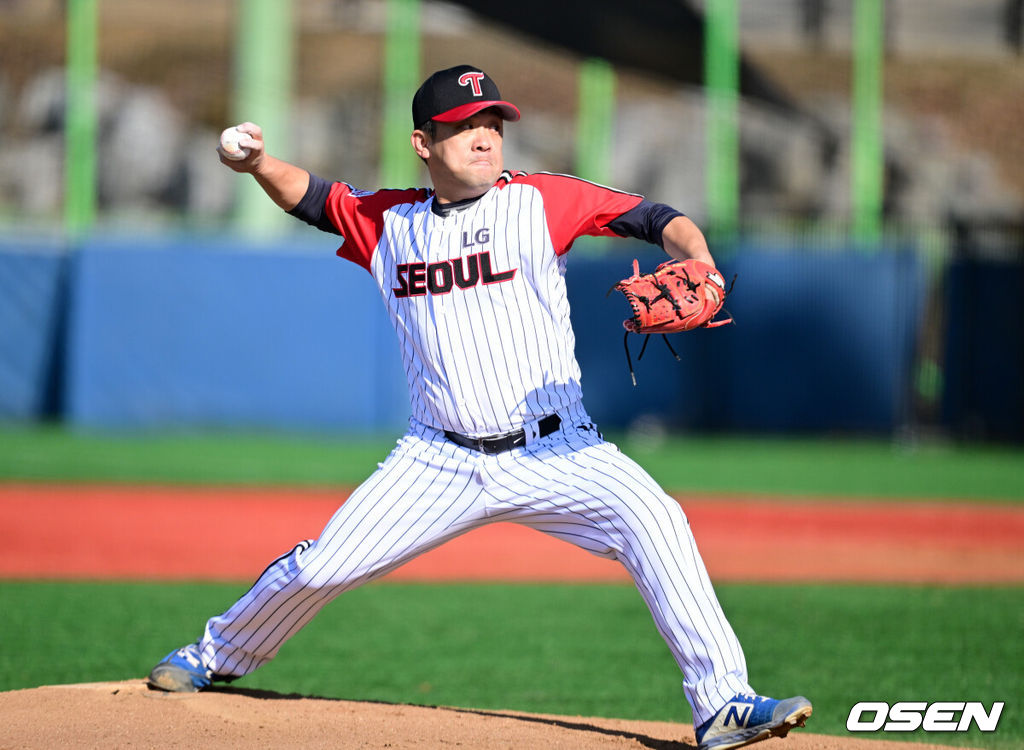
(233, 0), (294, 234)
(704, 0), (740, 241)
(852, 0), (884, 244)
(381, 0), (421, 188)
(65, 0), (98, 237)
(575, 57), (616, 186)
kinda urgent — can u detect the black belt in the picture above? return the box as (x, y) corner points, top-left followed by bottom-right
(444, 414), (562, 454)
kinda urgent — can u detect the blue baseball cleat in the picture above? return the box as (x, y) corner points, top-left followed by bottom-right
(147, 642), (213, 693)
(695, 693), (812, 750)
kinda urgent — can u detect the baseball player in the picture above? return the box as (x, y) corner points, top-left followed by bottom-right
(148, 65), (811, 750)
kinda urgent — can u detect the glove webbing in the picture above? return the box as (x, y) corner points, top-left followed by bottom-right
(642, 273), (700, 317)
(625, 260), (701, 329)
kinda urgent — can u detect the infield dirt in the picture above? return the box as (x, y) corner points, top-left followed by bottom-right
(0, 680), (974, 750)
(3, 483), (1022, 583)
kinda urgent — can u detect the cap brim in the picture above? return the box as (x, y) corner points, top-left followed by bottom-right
(432, 100), (521, 124)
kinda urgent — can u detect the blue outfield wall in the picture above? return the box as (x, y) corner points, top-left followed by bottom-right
(570, 244), (924, 433)
(942, 256), (1024, 441)
(64, 237), (409, 433)
(0, 235), (927, 434)
(713, 247), (924, 432)
(0, 239), (67, 420)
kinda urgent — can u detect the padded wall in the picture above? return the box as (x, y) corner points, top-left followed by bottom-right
(571, 245), (924, 433)
(0, 236), (927, 435)
(0, 240), (67, 419)
(64, 237), (409, 432)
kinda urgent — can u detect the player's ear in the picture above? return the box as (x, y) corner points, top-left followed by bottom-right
(411, 129), (431, 160)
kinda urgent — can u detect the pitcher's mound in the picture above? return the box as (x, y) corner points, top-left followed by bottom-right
(1, 680), (961, 749)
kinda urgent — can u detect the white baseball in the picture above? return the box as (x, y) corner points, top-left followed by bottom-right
(219, 126), (251, 160)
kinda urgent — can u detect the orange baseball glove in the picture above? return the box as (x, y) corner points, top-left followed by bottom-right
(612, 258), (733, 384)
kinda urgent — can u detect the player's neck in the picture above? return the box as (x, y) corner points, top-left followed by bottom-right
(431, 193), (484, 217)
(433, 183), (492, 205)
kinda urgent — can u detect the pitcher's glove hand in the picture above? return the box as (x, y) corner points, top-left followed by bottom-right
(614, 258), (730, 333)
(612, 258), (733, 384)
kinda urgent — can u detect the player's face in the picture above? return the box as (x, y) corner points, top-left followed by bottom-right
(417, 111), (504, 203)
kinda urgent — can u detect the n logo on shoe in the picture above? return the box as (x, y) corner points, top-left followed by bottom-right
(724, 704), (752, 727)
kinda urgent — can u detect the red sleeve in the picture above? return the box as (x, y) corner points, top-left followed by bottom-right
(512, 172), (644, 255)
(324, 182), (430, 272)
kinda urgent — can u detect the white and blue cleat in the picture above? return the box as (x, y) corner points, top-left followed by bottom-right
(696, 693), (813, 750)
(147, 642), (213, 693)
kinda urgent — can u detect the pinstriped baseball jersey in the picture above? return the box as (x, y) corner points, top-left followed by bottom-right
(184, 166), (762, 726)
(322, 170), (643, 436)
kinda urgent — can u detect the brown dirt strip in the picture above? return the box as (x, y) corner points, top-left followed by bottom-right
(2, 482), (1022, 583)
(0, 680), (971, 750)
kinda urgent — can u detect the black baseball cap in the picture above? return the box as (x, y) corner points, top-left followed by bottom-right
(412, 65), (521, 129)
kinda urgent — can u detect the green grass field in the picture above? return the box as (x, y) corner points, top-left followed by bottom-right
(2, 424), (1023, 501)
(2, 425), (1022, 748)
(1, 581), (1020, 749)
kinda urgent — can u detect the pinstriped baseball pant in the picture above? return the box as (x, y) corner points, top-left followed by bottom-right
(199, 401), (752, 725)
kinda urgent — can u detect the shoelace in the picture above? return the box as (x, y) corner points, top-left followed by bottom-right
(181, 648), (203, 669)
(734, 692), (774, 713)
(622, 332), (680, 387)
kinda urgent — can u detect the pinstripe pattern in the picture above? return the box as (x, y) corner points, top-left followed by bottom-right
(187, 170), (754, 726)
(198, 402), (751, 725)
(342, 172), (641, 437)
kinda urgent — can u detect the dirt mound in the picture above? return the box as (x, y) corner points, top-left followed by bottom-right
(1, 680), (965, 750)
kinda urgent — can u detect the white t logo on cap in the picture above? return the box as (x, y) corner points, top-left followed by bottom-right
(458, 71), (485, 96)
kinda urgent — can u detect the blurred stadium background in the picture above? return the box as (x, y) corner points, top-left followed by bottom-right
(1, 0), (1023, 443)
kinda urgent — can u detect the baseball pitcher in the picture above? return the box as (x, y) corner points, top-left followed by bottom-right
(147, 65), (811, 750)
